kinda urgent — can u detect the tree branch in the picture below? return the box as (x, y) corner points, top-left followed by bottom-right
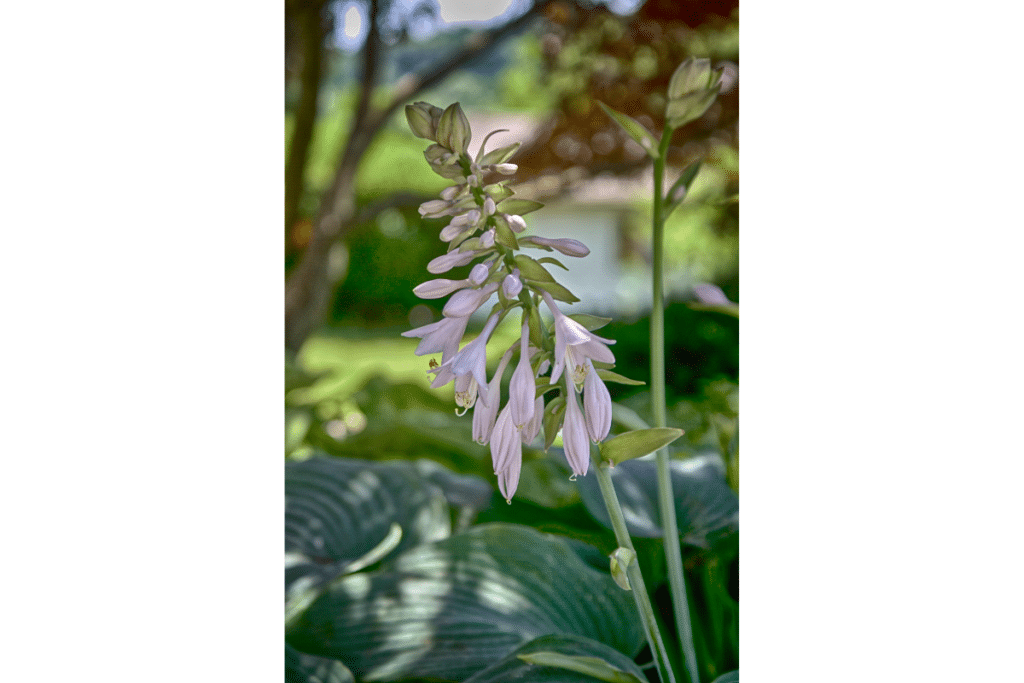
(285, 0), (557, 352)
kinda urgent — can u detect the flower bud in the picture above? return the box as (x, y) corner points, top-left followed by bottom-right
(562, 387), (590, 477)
(521, 236), (590, 257)
(418, 199), (451, 218)
(449, 209), (480, 227)
(440, 185), (463, 201)
(502, 269), (522, 298)
(505, 214), (527, 233)
(521, 395), (544, 444)
(509, 322), (536, 428)
(479, 229), (495, 249)
(582, 360), (612, 443)
(427, 249), (481, 274)
(493, 163), (518, 175)
(668, 58), (713, 100)
(469, 262), (490, 285)
(413, 278), (469, 299)
(406, 102), (439, 141)
(437, 102), (471, 154)
(483, 196), (496, 216)
(443, 282), (498, 318)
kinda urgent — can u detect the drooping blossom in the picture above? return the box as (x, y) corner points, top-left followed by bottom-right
(541, 290), (615, 386)
(508, 320), (535, 428)
(472, 350), (513, 444)
(431, 312), (502, 406)
(562, 386), (590, 477)
(582, 359), (612, 443)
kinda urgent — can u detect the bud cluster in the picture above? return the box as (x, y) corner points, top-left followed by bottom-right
(665, 57), (725, 130)
(403, 101), (623, 502)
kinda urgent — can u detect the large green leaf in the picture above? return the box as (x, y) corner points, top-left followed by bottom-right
(286, 524), (644, 682)
(711, 671), (739, 683)
(285, 457), (453, 592)
(463, 634), (647, 683)
(286, 643), (355, 683)
(576, 454), (738, 547)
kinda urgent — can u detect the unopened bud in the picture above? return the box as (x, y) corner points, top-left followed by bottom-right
(479, 229), (495, 248)
(502, 269), (522, 298)
(668, 57), (714, 100)
(469, 262), (489, 285)
(493, 163), (518, 175)
(505, 214), (527, 233)
(483, 197), (496, 216)
(406, 103), (437, 141)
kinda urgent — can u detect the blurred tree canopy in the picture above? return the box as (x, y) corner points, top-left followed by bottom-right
(285, 0), (739, 353)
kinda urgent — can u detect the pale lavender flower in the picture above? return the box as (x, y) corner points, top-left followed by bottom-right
(439, 222), (473, 243)
(454, 372), (478, 414)
(473, 350), (512, 444)
(521, 394), (544, 444)
(490, 403), (521, 477)
(440, 185), (463, 201)
(483, 197), (496, 216)
(520, 236), (591, 257)
(432, 311), (502, 405)
(502, 268), (522, 298)
(479, 229), (495, 248)
(582, 359), (612, 442)
(443, 282), (498, 318)
(493, 163), (518, 175)
(402, 315), (470, 364)
(427, 249), (485, 274)
(508, 321), (536, 428)
(496, 450), (522, 503)
(541, 291), (615, 385)
(562, 387), (590, 477)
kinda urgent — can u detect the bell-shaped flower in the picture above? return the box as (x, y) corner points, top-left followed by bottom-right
(443, 282), (498, 318)
(562, 386), (590, 477)
(427, 248), (485, 275)
(521, 394), (544, 444)
(432, 311), (502, 406)
(490, 403), (521, 478)
(541, 290), (615, 385)
(508, 321), (536, 428)
(402, 314), (470, 364)
(473, 350), (512, 444)
(502, 269), (522, 298)
(519, 236), (590, 257)
(496, 448), (522, 503)
(582, 359), (612, 443)
(454, 372), (478, 415)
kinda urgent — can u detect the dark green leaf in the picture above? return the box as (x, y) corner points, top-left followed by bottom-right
(285, 457), (452, 592)
(577, 454), (739, 547)
(287, 525), (645, 681)
(286, 643), (355, 683)
(462, 634), (647, 683)
(711, 671), (739, 683)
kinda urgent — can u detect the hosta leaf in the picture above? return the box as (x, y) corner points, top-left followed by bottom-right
(576, 454), (739, 546)
(711, 671), (739, 683)
(285, 457), (452, 592)
(286, 643), (355, 683)
(286, 524), (644, 682)
(463, 634), (647, 683)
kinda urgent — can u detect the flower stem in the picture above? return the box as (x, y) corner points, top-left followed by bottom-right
(652, 130), (701, 683)
(594, 460), (676, 683)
